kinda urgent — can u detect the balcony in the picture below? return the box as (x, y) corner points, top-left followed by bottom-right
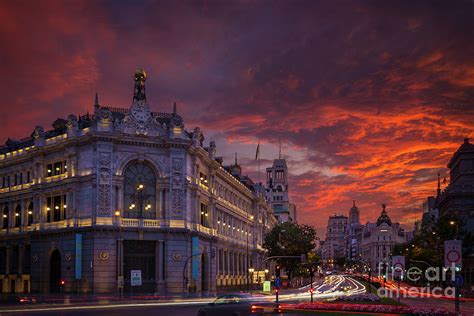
(120, 218), (161, 228)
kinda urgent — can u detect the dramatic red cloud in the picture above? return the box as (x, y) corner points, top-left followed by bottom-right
(0, 0), (473, 237)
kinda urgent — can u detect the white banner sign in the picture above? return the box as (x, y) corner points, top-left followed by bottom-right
(131, 270), (142, 286)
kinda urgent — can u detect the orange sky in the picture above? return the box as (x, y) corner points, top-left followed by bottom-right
(0, 0), (473, 237)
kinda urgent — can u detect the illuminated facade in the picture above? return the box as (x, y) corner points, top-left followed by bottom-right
(265, 158), (297, 222)
(361, 205), (410, 272)
(0, 70), (275, 295)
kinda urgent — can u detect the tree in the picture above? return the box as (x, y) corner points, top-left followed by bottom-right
(263, 222), (317, 280)
(392, 213), (474, 277)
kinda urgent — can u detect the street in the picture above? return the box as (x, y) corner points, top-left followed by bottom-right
(1, 275), (471, 316)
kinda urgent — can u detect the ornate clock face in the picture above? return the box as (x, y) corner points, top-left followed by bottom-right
(131, 102), (151, 122)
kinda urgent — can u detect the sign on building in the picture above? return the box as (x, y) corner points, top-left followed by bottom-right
(444, 240), (462, 269)
(391, 256), (405, 278)
(131, 270), (142, 286)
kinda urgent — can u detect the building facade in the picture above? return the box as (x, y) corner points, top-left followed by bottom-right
(345, 201), (364, 261)
(436, 138), (474, 233)
(321, 215), (348, 262)
(264, 158), (297, 222)
(0, 70), (276, 295)
(361, 205), (410, 272)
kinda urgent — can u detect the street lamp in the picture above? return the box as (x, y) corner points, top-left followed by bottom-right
(449, 220), (459, 238)
(246, 214), (254, 291)
(114, 210), (123, 299)
(249, 268), (255, 289)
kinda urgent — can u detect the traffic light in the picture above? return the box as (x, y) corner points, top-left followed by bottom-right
(309, 287), (314, 294)
(309, 267), (315, 278)
(276, 265), (281, 277)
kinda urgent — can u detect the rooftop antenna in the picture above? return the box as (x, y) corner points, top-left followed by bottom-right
(234, 152), (238, 165)
(94, 92), (99, 108)
(173, 102), (177, 115)
(278, 137), (282, 159)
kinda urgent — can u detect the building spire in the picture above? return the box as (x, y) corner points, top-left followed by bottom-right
(173, 102), (177, 114)
(133, 69), (147, 103)
(235, 152), (238, 165)
(353, 200), (356, 208)
(94, 92), (99, 108)
(278, 137), (282, 159)
(437, 172), (441, 196)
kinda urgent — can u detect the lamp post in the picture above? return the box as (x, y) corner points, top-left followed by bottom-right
(246, 214), (254, 291)
(114, 210), (123, 299)
(449, 220), (460, 315)
(249, 268), (254, 290)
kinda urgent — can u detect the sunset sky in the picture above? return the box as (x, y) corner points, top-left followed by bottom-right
(1, 0), (473, 237)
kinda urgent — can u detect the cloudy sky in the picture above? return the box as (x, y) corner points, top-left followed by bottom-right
(1, 0), (473, 237)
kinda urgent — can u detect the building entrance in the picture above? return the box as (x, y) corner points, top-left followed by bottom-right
(123, 240), (156, 293)
(50, 250), (61, 293)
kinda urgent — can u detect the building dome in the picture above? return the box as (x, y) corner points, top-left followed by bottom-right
(376, 204), (392, 226)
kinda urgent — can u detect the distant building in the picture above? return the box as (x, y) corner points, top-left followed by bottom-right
(420, 196), (438, 232)
(264, 158), (297, 222)
(345, 201), (364, 261)
(361, 205), (411, 272)
(321, 215), (348, 262)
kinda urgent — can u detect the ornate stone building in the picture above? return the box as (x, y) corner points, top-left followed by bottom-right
(264, 158), (297, 222)
(361, 205), (411, 272)
(436, 138), (474, 233)
(320, 214), (348, 263)
(0, 69), (276, 295)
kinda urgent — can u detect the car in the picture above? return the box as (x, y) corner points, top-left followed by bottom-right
(0, 294), (37, 305)
(197, 293), (277, 316)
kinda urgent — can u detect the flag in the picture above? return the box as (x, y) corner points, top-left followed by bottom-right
(255, 142), (260, 160)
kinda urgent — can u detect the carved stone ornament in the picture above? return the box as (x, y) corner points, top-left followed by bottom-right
(32, 255), (38, 263)
(171, 157), (184, 217)
(119, 100), (165, 136)
(97, 152), (112, 215)
(172, 252), (182, 261)
(65, 253), (72, 262)
(99, 251), (110, 261)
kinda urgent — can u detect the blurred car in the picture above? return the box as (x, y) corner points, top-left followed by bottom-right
(0, 294), (37, 305)
(197, 293), (277, 316)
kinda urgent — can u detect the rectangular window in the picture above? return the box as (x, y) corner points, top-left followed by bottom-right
(24, 245), (31, 273)
(199, 173), (208, 186)
(47, 164), (53, 177)
(53, 195), (61, 221)
(200, 203), (209, 227)
(11, 246), (19, 274)
(53, 162), (63, 176)
(19, 173), (23, 185)
(14, 174), (17, 186)
(47, 197), (52, 222)
(27, 171), (31, 183)
(0, 247), (6, 274)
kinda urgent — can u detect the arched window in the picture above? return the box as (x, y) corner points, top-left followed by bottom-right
(27, 202), (34, 226)
(14, 205), (21, 227)
(2, 207), (8, 229)
(123, 162), (156, 219)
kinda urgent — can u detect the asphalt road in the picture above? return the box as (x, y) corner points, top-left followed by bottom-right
(0, 303), (206, 316)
